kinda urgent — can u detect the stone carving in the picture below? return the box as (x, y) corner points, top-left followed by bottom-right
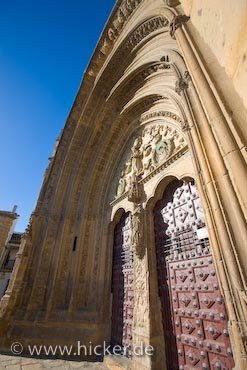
(133, 257), (148, 328)
(169, 14), (190, 39)
(89, 13), (169, 77)
(140, 110), (182, 124)
(131, 137), (143, 175)
(119, 62), (172, 96)
(129, 202), (148, 329)
(127, 175), (142, 203)
(88, 0), (144, 76)
(181, 120), (191, 132)
(165, 0), (181, 7)
(115, 124), (186, 197)
(127, 17), (169, 49)
(175, 71), (191, 95)
(131, 204), (142, 252)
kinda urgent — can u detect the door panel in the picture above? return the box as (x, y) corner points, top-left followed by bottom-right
(154, 180), (234, 370)
(111, 213), (134, 351)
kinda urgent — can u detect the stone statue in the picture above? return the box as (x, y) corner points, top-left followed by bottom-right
(116, 172), (126, 197)
(131, 137), (143, 175)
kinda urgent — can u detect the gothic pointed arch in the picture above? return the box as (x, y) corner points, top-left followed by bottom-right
(0, 1), (246, 370)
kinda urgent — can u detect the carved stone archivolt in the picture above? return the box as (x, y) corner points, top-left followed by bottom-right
(89, 0), (145, 76)
(115, 124), (187, 198)
(127, 17), (169, 49)
(89, 13), (169, 77)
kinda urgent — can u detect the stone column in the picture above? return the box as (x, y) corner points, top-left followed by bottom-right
(170, 13), (247, 215)
(164, 10), (247, 368)
(176, 77), (247, 369)
(127, 177), (151, 370)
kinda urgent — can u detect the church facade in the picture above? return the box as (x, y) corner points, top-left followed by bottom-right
(0, 1), (246, 369)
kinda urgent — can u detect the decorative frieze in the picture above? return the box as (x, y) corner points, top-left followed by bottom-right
(127, 17), (169, 49)
(140, 110), (182, 124)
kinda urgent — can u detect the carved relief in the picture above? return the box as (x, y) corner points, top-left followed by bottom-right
(89, 13), (169, 77)
(133, 256), (148, 329)
(130, 204), (148, 329)
(89, 0), (144, 76)
(127, 17), (169, 49)
(115, 124), (186, 198)
(130, 203), (143, 255)
(140, 110), (182, 124)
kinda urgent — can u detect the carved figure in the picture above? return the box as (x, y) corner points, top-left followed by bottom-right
(115, 123), (187, 198)
(131, 210), (141, 247)
(131, 137), (143, 175)
(116, 171), (126, 196)
(143, 145), (153, 173)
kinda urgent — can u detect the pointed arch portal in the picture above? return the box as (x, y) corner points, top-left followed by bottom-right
(1, 2), (246, 370)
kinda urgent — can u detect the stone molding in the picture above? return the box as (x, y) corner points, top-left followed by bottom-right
(127, 16), (169, 49)
(88, 0), (144, 77)
(89, 14), (170, 77)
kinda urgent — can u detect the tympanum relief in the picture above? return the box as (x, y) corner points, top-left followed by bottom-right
(116, 124), (187, 198)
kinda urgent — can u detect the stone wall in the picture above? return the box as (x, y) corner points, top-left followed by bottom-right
(0, 211), (18, 257)
(180, 0), (247, 143)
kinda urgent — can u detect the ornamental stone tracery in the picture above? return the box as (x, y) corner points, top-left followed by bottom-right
(115, 123), (187, 198)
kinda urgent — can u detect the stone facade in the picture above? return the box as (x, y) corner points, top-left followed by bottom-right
(0, 1), (246, 370)
(0, 207), (22, 300)
(0, 207), (18, 258)
(0, 232), (22, 298)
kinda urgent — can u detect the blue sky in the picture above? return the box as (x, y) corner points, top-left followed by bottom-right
(0, 0), (116, 231)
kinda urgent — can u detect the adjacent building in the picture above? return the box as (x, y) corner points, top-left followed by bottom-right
(0, 208), (22, 298)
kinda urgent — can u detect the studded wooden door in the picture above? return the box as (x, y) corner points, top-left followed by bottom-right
(154, 180), (234, 370)
(111, 213), (134, 351)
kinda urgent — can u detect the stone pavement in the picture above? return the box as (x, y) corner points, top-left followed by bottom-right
(0, 354), (109, 370)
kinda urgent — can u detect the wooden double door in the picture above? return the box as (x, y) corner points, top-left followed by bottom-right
(154, 180), (234, 370)
(111, 213), (134, 352)
(111, 180), (234, 369)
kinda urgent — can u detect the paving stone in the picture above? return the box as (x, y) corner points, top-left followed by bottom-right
(21, 364), (43, 370)
(0, 355), (108, 370)
(5, 365), (21, 370)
